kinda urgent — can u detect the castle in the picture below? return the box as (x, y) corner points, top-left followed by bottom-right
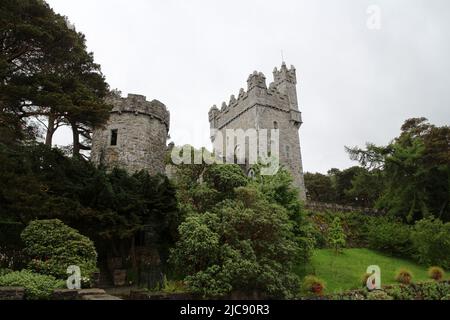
(208, 62), (306, 200)
(91, 62), (306, 200)
(91, 93), (170, 175)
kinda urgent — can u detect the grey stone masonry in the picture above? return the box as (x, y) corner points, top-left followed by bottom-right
(208, 63), (307, 201)
(0, 287), (25, 300)
(91, 93), (170, 175)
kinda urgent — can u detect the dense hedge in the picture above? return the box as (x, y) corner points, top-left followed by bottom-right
(322, 281), (450, 300)
(0, 270), (65, 300)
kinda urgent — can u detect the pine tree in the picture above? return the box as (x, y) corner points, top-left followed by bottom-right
(327, 217), (346, 254)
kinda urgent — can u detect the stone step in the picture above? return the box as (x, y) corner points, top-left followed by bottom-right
(82, 294), (122, 301)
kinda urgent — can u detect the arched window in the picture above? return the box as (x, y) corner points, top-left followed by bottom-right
(273, 121), (279, 129)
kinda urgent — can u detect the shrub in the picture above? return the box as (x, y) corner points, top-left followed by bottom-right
(302, 275), (326, 296)
(0, 270), (65, 300)
(162, 279), (187, 294)
(395, 269), (413, 285)
(21, 219), (98, 282)
(384, 284), (416, 300)
(170, 186), (302, 299)
(0, 268), (13, 276)
(416, 281), (443, 300)
(366, 290), (393, 300)
(327, 217), (346, 254)
(428, 267), (445, 281)
(411, 218), (450, 269)
(367, 218), (412, 257)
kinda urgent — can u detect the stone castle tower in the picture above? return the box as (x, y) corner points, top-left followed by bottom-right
(91, 93), (170, 175)
(208, 62), (307, 200)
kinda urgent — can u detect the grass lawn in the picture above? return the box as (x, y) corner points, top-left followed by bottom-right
(296, 248), (447, 294)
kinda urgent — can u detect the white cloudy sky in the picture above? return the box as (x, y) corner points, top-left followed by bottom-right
(46, 0), (450, 173)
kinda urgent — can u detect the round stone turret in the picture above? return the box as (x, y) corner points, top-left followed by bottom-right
(91, 93), (170, 175)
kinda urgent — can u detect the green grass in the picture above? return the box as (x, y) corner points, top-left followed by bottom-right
(296, 248), (448, 294)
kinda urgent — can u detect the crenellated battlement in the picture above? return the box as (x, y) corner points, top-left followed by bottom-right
(108, 93), (170, 132)
(273, 62), (297, 85)
(207, 62), (306, 201)
(208, 63), (299, 130)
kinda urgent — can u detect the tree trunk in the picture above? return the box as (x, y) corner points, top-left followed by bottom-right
(45, 114), (56, 146)
(71, 121), (80, 156)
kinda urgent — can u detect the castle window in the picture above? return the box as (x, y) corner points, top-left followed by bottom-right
(285, 145), (290, 158)
(110, 129), (118, 146)
(273, 121), (279, 129)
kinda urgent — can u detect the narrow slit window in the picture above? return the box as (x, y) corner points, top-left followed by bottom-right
(110, 129), (118, 146)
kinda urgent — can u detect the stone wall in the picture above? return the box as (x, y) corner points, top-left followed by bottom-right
(0, 287), (25, 300)
(305, 201), (385, 215)
(91, 94), (170, 175)
(208, 63), (307, 200)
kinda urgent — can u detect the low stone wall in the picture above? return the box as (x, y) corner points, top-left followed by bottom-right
(305, 201), (385, 215)
(52, 288), (122, 300)
(0, 287), (25, 300)
(129, 290), (193, 300)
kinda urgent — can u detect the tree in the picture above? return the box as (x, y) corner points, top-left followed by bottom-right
(0, 142), (179, 263)
(21, 219), (97, 281)
(345, 168), (384, 207)
(347, 118), (450, 222)
(170, 186), (301, 299)
(0, 0), (111, 151)
(327, 217), (346, 254)
(304, 172), (335, 202)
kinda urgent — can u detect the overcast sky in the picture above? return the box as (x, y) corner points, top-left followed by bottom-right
(46, 0), (450, 173)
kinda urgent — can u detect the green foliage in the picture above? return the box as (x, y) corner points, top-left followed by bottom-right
(428, 267), (445, 281)
(305, 167), (383, 207)
(411, 218), (450, 269)
(301, 275), (326, 296)
(0, 143), (179, 262)
(161, 278), (187, 294)
(21, 219), (97, 281)
(345, 169), (384, 207)
(366, 218), (413, 257)
(329, 281), (450, 300)
(366, 290), (393, 300)
(0, 270), (65, 300)
(395, 269), (413, 285)
(389, 281), (450, 300)
(304, 172), (334, 203)
(327, 217), (346, 254)
(170, 184), (302, 299)
(203, 164), (248, 197)
(0, 0), (111, 150)
(253, 167), (315, 262)
(0, 268), (13, 276)
(300, 248), (442, 294)
(384, 284), (416, 300)
(308, 211), (375, 248)
(347, 118), (450, 222)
